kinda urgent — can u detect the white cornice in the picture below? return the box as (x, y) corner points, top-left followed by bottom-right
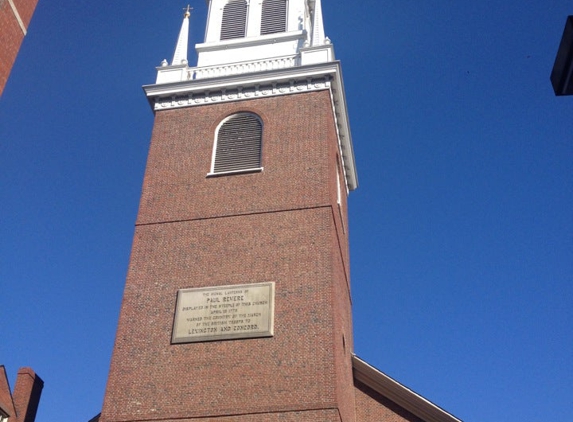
(146, 62), (338, 97)
(196, 30), (306, 53)
(353, 355), (463, 422)
(143, 61), (358, 191)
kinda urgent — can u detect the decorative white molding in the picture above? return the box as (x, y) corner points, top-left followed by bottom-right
(196, 29), (305, 53)
(196, 29), (305, 68)
(207, 167), (264, 177)
(152, 76), (330, 110)
(194, 55), (298, 80)
(155, 64), (188, 84)
(300, 44), (335, 66)
(158, 55), (299, 84)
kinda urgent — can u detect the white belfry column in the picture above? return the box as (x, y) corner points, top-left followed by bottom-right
(246, 0), (263, 38)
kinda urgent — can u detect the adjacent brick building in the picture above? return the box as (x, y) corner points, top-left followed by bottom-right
(100, 2), (462, 421)
(0, 0), (39, 96)
(551, 15), (573, 95)
(0, 366), (44, 422)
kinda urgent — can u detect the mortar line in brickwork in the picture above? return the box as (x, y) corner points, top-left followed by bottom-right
(119, 405), (342, 421)
(7, 0), (27, 35)
(329, 205), (352, 304)
(135, 204), (338, 227)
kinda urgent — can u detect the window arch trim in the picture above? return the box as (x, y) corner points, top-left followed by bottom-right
(208, 112), (264, 177)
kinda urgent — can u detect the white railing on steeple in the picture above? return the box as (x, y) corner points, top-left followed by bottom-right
(157, 54), (299, 84)
(193, 55), (298, 80)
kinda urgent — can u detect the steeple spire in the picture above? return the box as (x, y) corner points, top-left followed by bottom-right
(172, 6), (192, 66)
(311, 0), (325, 46)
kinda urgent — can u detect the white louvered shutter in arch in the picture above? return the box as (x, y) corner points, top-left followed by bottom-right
(261, 0), (287, 35)
(213, 113), (262, 173)
(220, 0), (248, 40)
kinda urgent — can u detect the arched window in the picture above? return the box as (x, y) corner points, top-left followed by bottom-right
(212, 113), (263, 174)
(220, 0), (248, 40)
(261, 0), (287, 35)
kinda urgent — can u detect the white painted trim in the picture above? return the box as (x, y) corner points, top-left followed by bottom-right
(207, 167), (264, 177)
(311, 0), (324, 46)
(172, 12), (190, 65)
(196, 30), (305, 53)
(210, 112), (263, 174)
(327, 63), (358, 191)
(149, 76), (331, 108)
(328, 85), (350, 193)
(353, 355), (463, 422)
(193, 55), (297, 80)
(7, 0), (27, 35)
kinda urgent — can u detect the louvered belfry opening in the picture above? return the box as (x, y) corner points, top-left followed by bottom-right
(213, 113), (262, 173)
(220, 0), (248, 40)
(261, 0), (287, 35)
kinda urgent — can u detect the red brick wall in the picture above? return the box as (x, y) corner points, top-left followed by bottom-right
(0, 0), (38, 95)
(102, 410), (342, 422)
(137, 92), (336, 224)
(100, 91), (355, 422)
(0, 366), (16, 418)
(354, 380), (424, 422)
(12, 368), (43, 422)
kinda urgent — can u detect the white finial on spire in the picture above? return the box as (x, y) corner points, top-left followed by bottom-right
(172, 6), (192, 66)
(311, 0), (325, 46)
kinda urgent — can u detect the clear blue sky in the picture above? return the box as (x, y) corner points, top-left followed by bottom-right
(1, 1), (571, 421)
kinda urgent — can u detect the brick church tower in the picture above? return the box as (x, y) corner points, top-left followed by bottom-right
(100, 2), (461, 422)
(0, 0), (39, 96)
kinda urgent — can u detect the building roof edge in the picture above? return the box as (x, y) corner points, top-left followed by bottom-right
(352, 355), (462, 422)
(0, 365), (16, 417)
